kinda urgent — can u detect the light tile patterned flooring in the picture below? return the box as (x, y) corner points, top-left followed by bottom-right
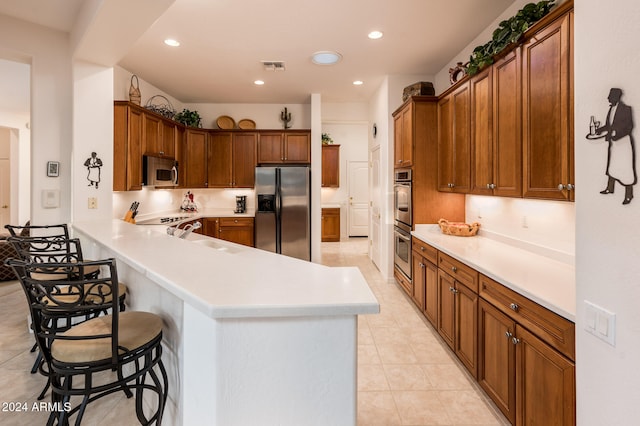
(0, 238), (508, 425)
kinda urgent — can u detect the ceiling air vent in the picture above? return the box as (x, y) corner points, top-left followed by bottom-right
(262, 61), (286, 72)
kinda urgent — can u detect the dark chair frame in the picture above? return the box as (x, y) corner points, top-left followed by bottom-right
(7, 258), (168, 425)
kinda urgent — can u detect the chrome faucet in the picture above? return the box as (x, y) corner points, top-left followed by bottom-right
(167, 221), (202, 239)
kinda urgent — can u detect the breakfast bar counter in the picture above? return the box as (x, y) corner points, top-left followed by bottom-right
(72, 219), (379, 426)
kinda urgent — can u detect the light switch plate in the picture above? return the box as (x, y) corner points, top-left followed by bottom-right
(584, 300), (616, 346)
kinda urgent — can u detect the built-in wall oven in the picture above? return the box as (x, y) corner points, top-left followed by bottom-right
(393, 169), (412, 281)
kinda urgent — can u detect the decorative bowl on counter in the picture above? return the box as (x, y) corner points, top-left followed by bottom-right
(438, 218), (480, 237)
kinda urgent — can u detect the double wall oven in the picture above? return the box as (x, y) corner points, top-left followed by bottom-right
(393, 169), (412, 281)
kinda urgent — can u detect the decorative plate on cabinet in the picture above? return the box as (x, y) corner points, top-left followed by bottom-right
(237, 119), (256, 129)
(216, 115), (236, 129)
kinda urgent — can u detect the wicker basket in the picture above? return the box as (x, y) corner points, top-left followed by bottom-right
(438, 219), (480, 237)
(144, 95), (176, 119)
(129, 75), (141, 105)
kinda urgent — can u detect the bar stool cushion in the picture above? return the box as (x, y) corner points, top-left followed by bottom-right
(51, 311), (163, 363)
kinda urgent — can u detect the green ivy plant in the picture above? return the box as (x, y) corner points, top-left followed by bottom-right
(174, 109), (202, 128)
(322, 133), (334, 145)
(465, 0), (556, 76)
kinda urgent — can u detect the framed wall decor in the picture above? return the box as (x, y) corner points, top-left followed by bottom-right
(47, 161), (60, 177)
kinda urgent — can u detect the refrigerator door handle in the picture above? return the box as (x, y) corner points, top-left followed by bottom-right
(275, 168), (282, 254)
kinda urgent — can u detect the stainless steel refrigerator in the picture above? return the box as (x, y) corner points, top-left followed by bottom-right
(255, 166), (311, 261)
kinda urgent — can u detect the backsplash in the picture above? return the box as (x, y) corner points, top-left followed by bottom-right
(113, 188), (255, 219)
(466, 195), (575, 263)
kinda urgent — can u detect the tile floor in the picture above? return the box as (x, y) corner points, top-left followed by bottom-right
(0, 238), (508, 425)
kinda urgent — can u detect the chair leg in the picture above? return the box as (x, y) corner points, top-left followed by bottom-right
(118, 365), (134, 399)
(31, 349), (42, 374)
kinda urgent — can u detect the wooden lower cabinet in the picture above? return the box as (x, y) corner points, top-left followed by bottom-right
(478, 298), (517, 424)
(202, 217), (254, 247)
(437, 269), (478, 378)
(403, 238), (575, 425)
(321, 208), (340, 242)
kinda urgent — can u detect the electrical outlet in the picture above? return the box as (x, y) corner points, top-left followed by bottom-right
(88, 197), (97, 209)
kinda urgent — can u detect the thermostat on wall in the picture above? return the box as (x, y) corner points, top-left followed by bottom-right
(41, 189), (60, 209)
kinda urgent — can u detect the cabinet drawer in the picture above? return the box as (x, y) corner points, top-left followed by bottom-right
(219, 217), (253, 227)
(438, 252), (478, 292)
(479, 274), (575, 361)
(412, 237), (437, 265)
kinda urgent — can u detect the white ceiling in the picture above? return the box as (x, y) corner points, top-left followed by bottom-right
(0, 0), (516, 106)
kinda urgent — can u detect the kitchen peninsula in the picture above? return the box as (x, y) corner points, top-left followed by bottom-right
(72, 219), (379, 426)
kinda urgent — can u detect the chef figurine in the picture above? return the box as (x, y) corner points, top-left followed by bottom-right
(84, 151), (103, 189)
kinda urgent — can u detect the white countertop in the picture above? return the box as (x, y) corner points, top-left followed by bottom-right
(412, 224), (575, 321)
(72, 220), (379, 319)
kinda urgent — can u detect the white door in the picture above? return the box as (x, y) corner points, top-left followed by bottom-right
(348, 161), (369, 237)
(369, 147), (381, 268)
(0, 158), (9, 229)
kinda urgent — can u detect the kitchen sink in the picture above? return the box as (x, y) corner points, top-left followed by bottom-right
(192, 239), (242, 254)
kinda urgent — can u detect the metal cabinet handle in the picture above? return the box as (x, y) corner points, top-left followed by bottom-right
(397, 160), (402, 163)
(451, 266), (457, 273)
(567, 183), (574, 190)
(419, 263), (425, 268)
(509, 303), (519, 312)
(486, 183), (496, 189)
(159, 151), (164, 156)
(505, 331), (513, 339)
(558, 183), (576, 191)
(511, 337), (521, 345)
(420, 246), (425, 251)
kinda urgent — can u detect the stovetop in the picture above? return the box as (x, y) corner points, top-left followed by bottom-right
(136, 216), (191, 225)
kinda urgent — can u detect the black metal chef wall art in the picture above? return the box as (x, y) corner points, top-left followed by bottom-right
(586, 88), (637, 205)
(83, 151), (103, 189)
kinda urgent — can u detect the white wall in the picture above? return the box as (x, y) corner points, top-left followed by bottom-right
(0, 15), (72, 226)
(183, 103), (311, 130)
(114, 65), (184, 112)
(575, 0), (640, 424)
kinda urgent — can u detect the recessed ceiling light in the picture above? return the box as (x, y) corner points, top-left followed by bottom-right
(254, 80), (265, 85)
(164, 39), (180, 47)
(312, 51), (342, 65)
(353, 80), (364, 86)
(368, 31), (383, 40)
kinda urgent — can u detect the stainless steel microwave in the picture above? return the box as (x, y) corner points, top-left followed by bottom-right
(143, 155), (178, 187)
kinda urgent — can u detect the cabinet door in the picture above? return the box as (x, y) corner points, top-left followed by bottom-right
(114, 104), (143, 191)
(127, 108), (144, 190)
(400, 104), (413, 167)
(438, 82), (470, 193)
(493, 49), (522, 197)
(321, 208), (340, 242)
(456, 282), (478, 378)
(423, 261), (438, 327)
(284, 133), (311, 163)
(183, 129), (209, 188)
(143, 112), (162, 156)
(478, 299), (516, 424)
(160, 119), (177, 158)
(393, 112), (404, 168)
(470, 67), (494, 195)
(218, 218), (254, 247)
(437, 270), (456, 350)
(411, 254), (426, 311)
(522, 14), (572, 200)
(203, 217), (219, 238)
(233, 132), (257, 187)
(257, 132), (283, 163)
(515, 325), (575, 426)
(321, 145), (340, 187)
(208, 132), (233, 187)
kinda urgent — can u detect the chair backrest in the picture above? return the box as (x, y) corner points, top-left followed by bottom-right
(7, 236), (85, 277)
(5, 222), (63, 238)
(6, 257), (120, 367)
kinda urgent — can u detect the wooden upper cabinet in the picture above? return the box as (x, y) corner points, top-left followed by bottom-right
(183, 128), (209, 188)
(113, 103), (143, 191)
(470, 50), (523, 197)
(257, 131), (311, 164)
(232, 132), (257, 187)
(143, 111), (177, 158)
(522, 12), (573, 200)
(438, 81), (471, 193)
(283, 132), (311, 163)
(208, 132), (233, 187)
(321, 144), (340, 187)
(393, 102), (413, 168)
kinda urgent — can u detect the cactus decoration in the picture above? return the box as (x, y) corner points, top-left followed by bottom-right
(280, 107), (292, 129)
